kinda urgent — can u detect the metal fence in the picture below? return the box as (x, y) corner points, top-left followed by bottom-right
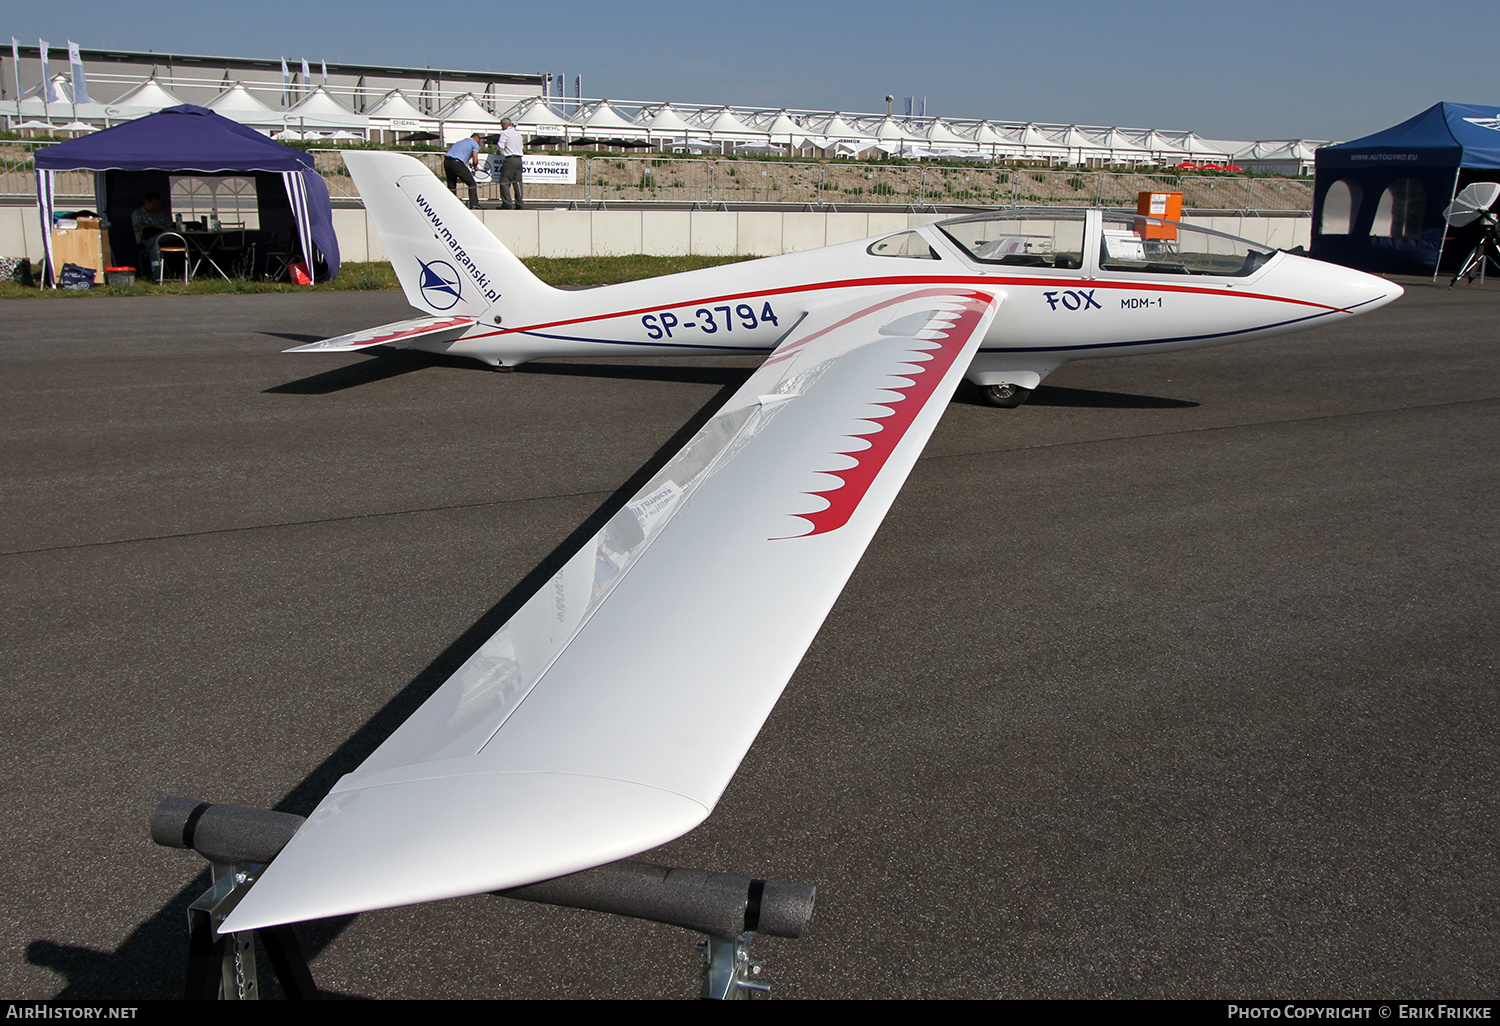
(0, 142), (94, 199)
(310, 150), (1313, 213)
(5, 140), (1314, 212)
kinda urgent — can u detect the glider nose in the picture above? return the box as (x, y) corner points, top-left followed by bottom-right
(1357, 268), (1405, 313)
(1275, 251), (1403, 316)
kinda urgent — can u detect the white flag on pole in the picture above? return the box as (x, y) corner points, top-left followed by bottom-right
(67, 41), (89, 105)
(10, 38), (22, 111)
(320, 60), (328, 86)
(38, 39), (57, 103)
(281, 57), (290, 106)
(301, 59), (310, 93)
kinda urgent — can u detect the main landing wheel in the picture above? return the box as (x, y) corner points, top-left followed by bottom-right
(982, 383), (1032, 408)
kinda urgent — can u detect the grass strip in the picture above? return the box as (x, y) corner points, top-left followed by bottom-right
(0, 254), (757, 300)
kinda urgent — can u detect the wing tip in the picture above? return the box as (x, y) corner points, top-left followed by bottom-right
(217, 771), (708, 933)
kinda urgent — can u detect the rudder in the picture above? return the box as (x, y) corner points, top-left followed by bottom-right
(342, 151), (555, 319)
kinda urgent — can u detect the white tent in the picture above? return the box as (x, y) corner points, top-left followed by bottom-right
(103, 78), (187, 119)
(282, 86), (369, 134)
(966, 122), (1023, 159)
(749, 110), (819, 152)
(366, 89), (430, 122)
(1232, 139), (1323, 175)
(1125, 129), (1187, 161)
(1010, 123), (1066, 161)
(1168, 131), (1233, 160)
(814, 113), (865, 140)
(21, 75), (152, 124)
(919, 118), (973, 152)
(867, 116), (914, 142)
(1081, 127), (1154, 165)
(435, 93), (503, 143)
(634, 103), (696, 148)
(637, 103), (695, 132)
(1045, 124), (1095, 162)
(205, 83), (282, 129)
(502, 97), (571, 132)
(365, 89), (437, 142)
(1194, 137), (1252, 163)
(693, 106), (761, 142)
(436, 93), (501, 125)
(733, 141), (786, 155)
(809, 113), (876, 156)
(571, 100), (649, 141)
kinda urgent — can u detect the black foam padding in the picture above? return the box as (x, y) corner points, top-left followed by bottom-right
(151, 799), (817, 938)
(498, 861), (815, 940)
(150, 798), (305, 864)
(752, 879), (817, 939)
(150, 796), (209, 849)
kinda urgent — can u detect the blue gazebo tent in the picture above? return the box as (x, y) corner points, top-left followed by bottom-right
(33, 105), (339, 285)
(1312, 102), (1500, 276)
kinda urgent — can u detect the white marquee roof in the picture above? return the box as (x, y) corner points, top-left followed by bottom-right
(636, 103), (696, 133)
(366, 90), (431, 123)
(693, 107), (758, 138)
(572, 101), (648, 137)
(435, 93), (502, 127)
(500, 97), (570, 131)
(205, 83), (282, 126)
(284, 86), (370, 129)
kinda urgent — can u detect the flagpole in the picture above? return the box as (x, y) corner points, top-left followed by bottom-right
(38, 39), (50, 127)
(67, 41), (90, 127)
(10, 39), (22, 126)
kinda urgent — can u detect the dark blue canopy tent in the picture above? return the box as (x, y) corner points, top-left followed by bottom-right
(1312, 102), (1500, 276)
(33, 105), (339, 285)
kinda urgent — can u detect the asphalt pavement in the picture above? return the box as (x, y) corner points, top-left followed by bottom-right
(1, 280), (1496, 999)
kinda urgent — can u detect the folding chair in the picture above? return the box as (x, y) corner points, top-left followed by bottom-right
(155, 232), (189, 285)
(264, 228), (295, 281)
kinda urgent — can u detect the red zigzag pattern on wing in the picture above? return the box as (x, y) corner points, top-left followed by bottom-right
(785, 289), (993, 538)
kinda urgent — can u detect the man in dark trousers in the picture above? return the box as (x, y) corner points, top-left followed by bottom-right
(496, 119), (525, 209)
(444, 132), (484, 209)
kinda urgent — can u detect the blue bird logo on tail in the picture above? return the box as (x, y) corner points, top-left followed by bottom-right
(417, 258), (463, 310)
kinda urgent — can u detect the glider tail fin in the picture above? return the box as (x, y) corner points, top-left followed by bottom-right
(341, 150), (555, 320)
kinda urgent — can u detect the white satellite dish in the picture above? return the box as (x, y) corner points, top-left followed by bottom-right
(1445, 182), (1500, 287)
(1443, 181), (1500, 227)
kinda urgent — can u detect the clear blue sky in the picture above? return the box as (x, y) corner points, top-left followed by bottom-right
(9, 0), (1496, 141)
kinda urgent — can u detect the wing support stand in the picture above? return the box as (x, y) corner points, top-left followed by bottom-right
(152, 798), (814, 999)
(700, 933), (770, 999)
(152, 798), (318, 1000)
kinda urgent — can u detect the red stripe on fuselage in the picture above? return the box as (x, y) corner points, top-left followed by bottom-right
(466, 272), (1344, 344)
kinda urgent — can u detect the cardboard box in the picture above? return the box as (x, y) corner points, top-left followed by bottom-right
(50, 224), (113, 282)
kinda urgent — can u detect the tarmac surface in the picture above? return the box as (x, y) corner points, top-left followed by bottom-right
(1, 280), (1497, 999)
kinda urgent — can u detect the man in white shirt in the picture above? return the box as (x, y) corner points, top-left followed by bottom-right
(496, 119), (525, 210)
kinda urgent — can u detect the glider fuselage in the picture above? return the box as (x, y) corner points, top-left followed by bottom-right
(410, 209), (1401, 393)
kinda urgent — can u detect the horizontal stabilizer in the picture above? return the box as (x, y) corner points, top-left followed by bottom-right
(284, 316), (476, 353)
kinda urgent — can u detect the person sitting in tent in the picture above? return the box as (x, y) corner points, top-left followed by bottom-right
(132, 191), (172, 272)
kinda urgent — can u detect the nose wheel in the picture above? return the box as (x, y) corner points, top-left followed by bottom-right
(982, 383), (1032, 408)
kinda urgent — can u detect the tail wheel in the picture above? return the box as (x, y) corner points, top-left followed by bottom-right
(982, 383), (1032, 408)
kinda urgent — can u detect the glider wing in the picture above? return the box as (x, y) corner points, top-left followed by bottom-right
(221, 286), (1000, 932)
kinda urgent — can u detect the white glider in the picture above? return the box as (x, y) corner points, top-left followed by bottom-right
(219, 153), (1400, 933)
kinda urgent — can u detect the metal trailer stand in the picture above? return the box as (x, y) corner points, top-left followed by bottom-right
(152, 798), (815, 1000)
